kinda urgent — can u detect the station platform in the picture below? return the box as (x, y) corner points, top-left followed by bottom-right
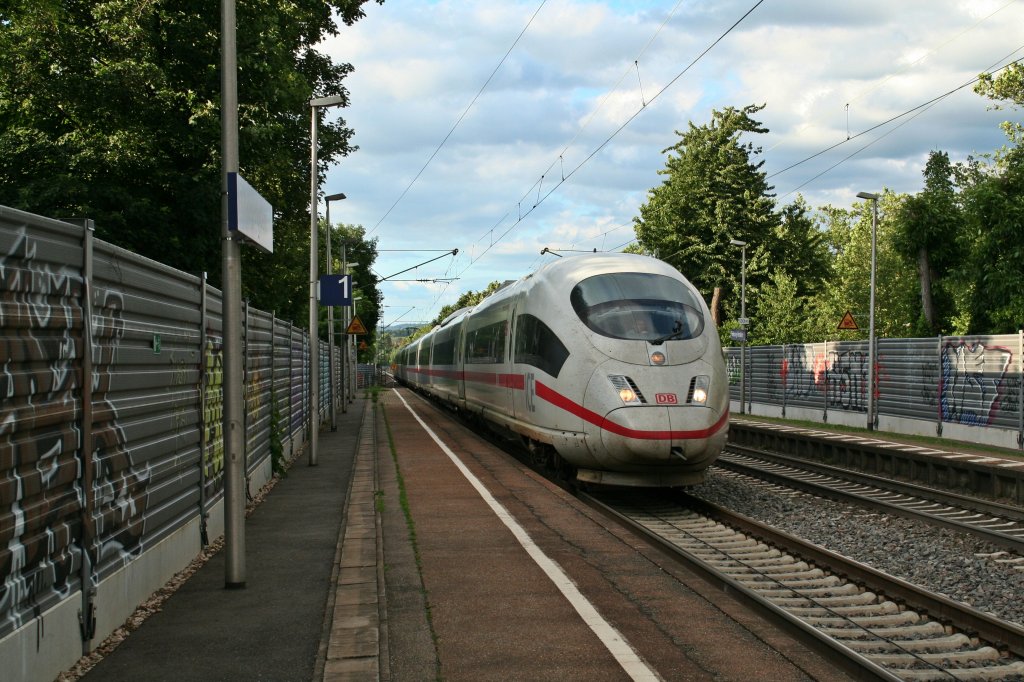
(70, 390), (924, 682)
(75, 397), (373, 681)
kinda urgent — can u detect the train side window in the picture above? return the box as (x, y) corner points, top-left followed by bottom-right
(514, 314), (569, 378)
(432, 327), (457, 365)
(465, 320), (507, 364)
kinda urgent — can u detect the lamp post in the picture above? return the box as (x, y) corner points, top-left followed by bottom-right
(325, 192), (345, 429)
(220, 0), (247, 587)
(351, 295), (362, 401)
(308, 95), (344, 466)
(730, 239), (748, 415)
(857, 191), (879, 431)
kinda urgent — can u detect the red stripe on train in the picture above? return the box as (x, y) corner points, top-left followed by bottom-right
(534, 380), (728, 440)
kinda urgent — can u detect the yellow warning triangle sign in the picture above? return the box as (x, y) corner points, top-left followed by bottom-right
(837, 310), (859, 331)
(346, 315), (368, 335)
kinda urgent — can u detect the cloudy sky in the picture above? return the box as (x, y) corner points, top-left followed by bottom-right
(320, 0), (1023, 327)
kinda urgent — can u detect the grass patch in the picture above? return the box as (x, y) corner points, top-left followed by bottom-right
(381, 404), (442, 678)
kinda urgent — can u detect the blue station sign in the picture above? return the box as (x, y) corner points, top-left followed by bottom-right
(318, 274), (352, 306)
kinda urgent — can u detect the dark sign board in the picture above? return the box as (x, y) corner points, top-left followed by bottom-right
(318, 274), (352, 306)
(227, 172), (273, 253)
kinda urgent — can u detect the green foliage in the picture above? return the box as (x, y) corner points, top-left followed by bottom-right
(795, 198), (921, 342)
(629, 81), (1022, 343)
(748, 270), (808, 345)
(975, 62), (1024, 143)
(633, 104), (836, 340)
(633, 104), (776, 317)
(0, 0), (383, 327)
(889, 151), (962, 334)
(428, 280), (506, 329)
(955, 147), (1024, 333)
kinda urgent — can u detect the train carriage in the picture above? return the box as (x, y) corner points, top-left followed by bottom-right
(396, 252), (729, 487)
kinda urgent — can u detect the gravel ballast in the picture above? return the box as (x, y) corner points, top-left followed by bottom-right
(692, 469), (1024, 627)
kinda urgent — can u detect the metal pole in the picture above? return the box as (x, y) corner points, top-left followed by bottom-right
(198, 273), (209, 547)
(349, 297), (357, 402)
(857, 191), (880, 431)
(740, 244), (746, 415)
(340, 244), (348, 414)
(326, 200), (336, 430)
(221, 0), (246, 587)
(78, 220), (96, 651)
(308, 105), (320, 466)
(868, 197), (878, 431)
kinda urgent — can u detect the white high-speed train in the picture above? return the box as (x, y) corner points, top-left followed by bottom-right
(393, 252), (729, 487)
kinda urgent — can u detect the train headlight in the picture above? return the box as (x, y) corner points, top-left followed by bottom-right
(650, 351), (666, 366)
(608, 375), (646, 404)
(688, 375), (710, 405)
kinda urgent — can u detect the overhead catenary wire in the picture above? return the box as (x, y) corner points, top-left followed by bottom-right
(383, 3), (1018, 323)
(444, 42), (1020, 316)
(366, 0), (548, 237)
(764, 0), (1021, 156)
(773, 50), (1024, 194)
(374, 0), (756, 317)
(457, 1), (766, 276)
(422, 0), (765, 313)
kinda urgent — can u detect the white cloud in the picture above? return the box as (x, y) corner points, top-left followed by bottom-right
(320, 0), (1024, 322)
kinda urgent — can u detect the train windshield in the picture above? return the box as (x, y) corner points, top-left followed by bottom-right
(570, 272), (705, 342)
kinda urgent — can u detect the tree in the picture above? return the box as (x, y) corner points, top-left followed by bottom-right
(975, 62), (1024, 143)
(632, 104), (777, 317)
(953, 61), (1024, 333)
(427, 281), (507, 330)
(632, 105), (832, 343)
(774, 197), (832, 299)
(808, 196), (921, 341)
(0, 0), (384, 326)
(955, 150), (1024, 334)
(891, 151), (962, 334)
(748, 270), (809, 345)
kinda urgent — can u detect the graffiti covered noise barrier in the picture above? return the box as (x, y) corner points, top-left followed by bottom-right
(0, 205), (335, 682)
(727, 333), (1024, 447)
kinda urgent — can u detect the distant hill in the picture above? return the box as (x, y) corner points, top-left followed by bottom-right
(386, 322), (428, 337)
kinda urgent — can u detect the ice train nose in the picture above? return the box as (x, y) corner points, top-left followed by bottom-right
(596, 405), (727, 468)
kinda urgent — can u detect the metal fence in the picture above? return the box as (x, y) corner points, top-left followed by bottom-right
(727, 334), (1024, 448)
(0, 205), (344, 681)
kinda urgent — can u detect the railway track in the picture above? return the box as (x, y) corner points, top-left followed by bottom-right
(584, 490), (1024, 681)
(716, 446), (1024, 555)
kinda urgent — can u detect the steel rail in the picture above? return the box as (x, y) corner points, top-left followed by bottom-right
(580, 491), (903, 682)
(716, 448), (1024, 555)
(727, 444), (1024, 519)
(583, 490), (1024, 680)
(682, 494), (1024, 659)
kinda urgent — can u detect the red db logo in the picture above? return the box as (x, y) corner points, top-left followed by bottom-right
(655, 393), (678, 404)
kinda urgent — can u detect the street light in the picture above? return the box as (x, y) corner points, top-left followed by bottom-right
(729, 239), (748, 415)
(325, 192), (346, 429)
(857, 191), (879, 431)
(351, 295), (363, 401)
(308, 94), (344, 466)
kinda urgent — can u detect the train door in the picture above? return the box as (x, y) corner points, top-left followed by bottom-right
(456, 321), (466, 405)
(510, 299), (534, 423)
